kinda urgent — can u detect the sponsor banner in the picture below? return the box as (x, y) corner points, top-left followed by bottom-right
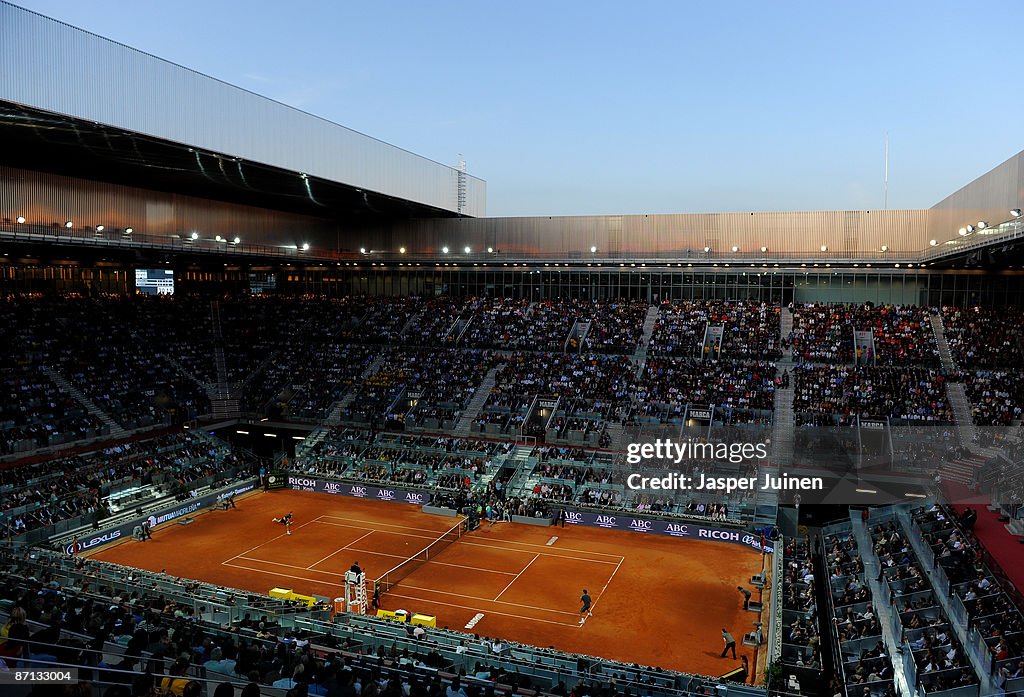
(68, 529), (123, 554)
(147, 501), (202, 529)
(217, 483), (256, 502)
(289, 476), (431, 506)
(288, 476), (318, 492)
(686, 405), (713, 421)
(63, 479), (259, 555)
(561, 509), (772, 553)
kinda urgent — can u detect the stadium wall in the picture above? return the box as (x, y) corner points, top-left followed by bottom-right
(0, 165), (338, 244)
(60, 480), (258, 555)
(0, 1), (485, 217)
(928, 149), (1024, 242)
(360, 149), (1024, 261)
(371, 209), (933, 260)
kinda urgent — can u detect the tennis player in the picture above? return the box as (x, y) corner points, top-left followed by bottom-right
(272, 512), (294, 535)
(580, 589), (592, 616)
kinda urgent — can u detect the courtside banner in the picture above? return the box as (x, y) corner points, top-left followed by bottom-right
(287, 475), (431, 506)
(64, 480), (258, 555)
(560, 510), (772, 553)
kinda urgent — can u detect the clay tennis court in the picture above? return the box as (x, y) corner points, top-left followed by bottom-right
(90, 490), (768, 678)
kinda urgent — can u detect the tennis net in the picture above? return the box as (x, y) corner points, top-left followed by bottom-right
(375, 519), (464, 594)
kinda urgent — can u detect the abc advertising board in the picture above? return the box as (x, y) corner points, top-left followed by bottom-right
(559, 510), (773, 553)
(63, 481), (258, 555)
(286, 475), (431, 506)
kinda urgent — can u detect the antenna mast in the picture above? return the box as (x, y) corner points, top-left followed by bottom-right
(883, 132), (889, 210)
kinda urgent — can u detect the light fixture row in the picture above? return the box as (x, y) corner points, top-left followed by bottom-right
(16, 210), (1024, 259)
(359, 246), (503, 255)
(12, 216), (134, 234)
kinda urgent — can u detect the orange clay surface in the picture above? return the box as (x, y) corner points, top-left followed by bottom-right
(91, 490), (765, 678)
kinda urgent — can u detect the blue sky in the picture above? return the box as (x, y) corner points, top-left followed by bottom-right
(13, 1), (1024, 217)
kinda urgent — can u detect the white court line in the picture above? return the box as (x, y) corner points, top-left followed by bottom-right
(311, 519), (441, 541)
(460, 534), (625, 559)
(457, 540), (621, 565)
(397, 583), (580, 617)
(384, 591), (581, 628)
(312, 523), (618, 566)
(223, 517), (323, 564)
(319, 513), (622, 560)
(233, 556), (571, 617)
(234, 536), (614, 578)
(239, 553), (519, 578)
(336, 539), (613, 571)
(306, 530), (376, 570)
(580, 556), (624, 626)
(318, 515), (454, 536)
(237, 556), (344, 575)
(494, 553), (540, 601)
(223, 561), (342, 589)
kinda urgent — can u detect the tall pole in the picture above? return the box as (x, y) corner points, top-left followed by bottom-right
(884, 132), (889, 210)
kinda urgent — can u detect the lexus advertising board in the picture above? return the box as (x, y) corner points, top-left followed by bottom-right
(64, 481), (257, 555)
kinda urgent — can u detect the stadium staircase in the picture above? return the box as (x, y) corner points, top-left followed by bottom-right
(936, 454), (989, 487)
(930, 312), (999, 460)
(122, 318), (224, 420)
(946, 383), (979, 449)
(758, 307), (795, 527)
(40, 365), (128, 437)
(453, 366), (499, 436)
(236, 351), (280, 394)
(573, 319), (592, 352)
(780, 304), (793, 344)
(632, 305), (660, 375)
(398, 309), (422, 337)
(159, 353), (208, 392)
(124, 321), (228, 419)
(208, 300), (240, 419)
(603, 421), (626, 451)
(504, 444), (539, 495)
(897, 509), (995, 696)
(327, 353), (387, 425)
(929, 314), (957, 371)
(931, 313), (1004, 466)
(296, 426), (330, 459)
(849, 512), (915, 697)
(770, 383), (795, 465)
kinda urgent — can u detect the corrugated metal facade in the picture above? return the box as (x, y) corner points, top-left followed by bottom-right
(0, 166), (337, 245)
(928, 150), (1024, 244)
(359, 209), (933, 259)
(0, 167), (928, 259)
(0, 1), (485, 217)
(365, 150), (1024, 260)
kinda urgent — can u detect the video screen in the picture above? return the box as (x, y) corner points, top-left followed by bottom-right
(134, 268), (175, 295)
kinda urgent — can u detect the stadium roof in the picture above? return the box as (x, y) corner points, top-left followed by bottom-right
(0, 100), (462, 222)
(0, 1), (485, 220)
